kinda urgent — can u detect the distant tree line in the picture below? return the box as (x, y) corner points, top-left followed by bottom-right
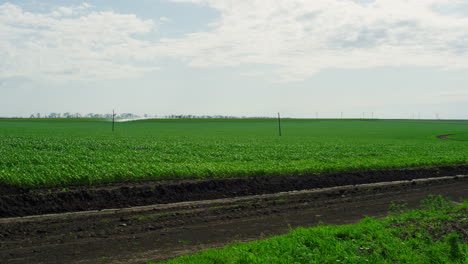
(28, 112), (141, 119)
(26, 113), (275, 119)
(166, 114), (248, 119)
(30, 112), (83, 118)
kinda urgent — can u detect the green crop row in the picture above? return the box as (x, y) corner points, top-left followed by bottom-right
(451, 133), (468, 140)
(152, 196), (468, 264)
(0, 119), (467, 188)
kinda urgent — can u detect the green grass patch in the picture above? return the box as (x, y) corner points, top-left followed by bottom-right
(151, 196), (468, 264)
(1, 119), (468, 187)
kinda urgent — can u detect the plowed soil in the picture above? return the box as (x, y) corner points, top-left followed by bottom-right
(2, 165), (468, 217)
(0, 174), (467, 264)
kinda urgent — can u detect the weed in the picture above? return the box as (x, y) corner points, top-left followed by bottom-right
(421, 195), (454, 211)
(267, 198), (288, 203)
(132, 215), (157, 221)
(389, 201), (408, 215)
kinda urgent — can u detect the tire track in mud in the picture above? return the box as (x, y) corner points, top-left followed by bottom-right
(0, 175), (467, 264)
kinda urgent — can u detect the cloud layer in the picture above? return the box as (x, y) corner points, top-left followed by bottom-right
(1, 0), (468, 82)
(163, 0), (468, 81)
(0, 3), (159, 80)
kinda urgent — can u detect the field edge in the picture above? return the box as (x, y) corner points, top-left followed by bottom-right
(2, 164), (468, 217)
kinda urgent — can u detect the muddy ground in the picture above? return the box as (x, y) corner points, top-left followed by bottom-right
(2, 165), (468, 217)
(437, 134), (468, 142)
(0, 175), (467, 264)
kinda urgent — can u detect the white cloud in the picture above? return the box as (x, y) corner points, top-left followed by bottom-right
(159, 16), (170, 23)
(0, 3), (159, 81)
(159, 0), (468, 81)
(51, 3), (93, 17)
(1, 1), (468, 82)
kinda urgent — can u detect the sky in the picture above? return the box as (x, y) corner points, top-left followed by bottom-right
(1, 0), (468, 119)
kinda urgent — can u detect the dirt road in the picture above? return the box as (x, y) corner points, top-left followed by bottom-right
(1, 175), (467, 264)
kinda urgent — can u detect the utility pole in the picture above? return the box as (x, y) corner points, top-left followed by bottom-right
(341, 112), (343, 119)
(112, 109), (116, 132)
(277, 112), (282, 136)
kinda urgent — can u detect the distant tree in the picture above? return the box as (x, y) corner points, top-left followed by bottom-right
(119, 113), (139, 119)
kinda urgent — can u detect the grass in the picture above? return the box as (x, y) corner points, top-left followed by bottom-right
(151, 196), (468, 264)
(1, 118), (468, 188)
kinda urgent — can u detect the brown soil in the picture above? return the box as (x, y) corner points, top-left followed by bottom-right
(437, 134), (468, 141)
(2, 165), (468, 217)
(0, 182), (24, 196)
(0, 175), (467, 264)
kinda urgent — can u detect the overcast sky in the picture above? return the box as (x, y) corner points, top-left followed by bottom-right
(1, 0), (468, 119)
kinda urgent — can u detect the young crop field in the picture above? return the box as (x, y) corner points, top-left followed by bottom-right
(451, 132), (468, 141)
(152, 196), (468, 264)
(0, 118), (467, 188)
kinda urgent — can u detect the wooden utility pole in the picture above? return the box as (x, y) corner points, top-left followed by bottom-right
(112, 109), (116, 132)
(277, 112), (282, 136)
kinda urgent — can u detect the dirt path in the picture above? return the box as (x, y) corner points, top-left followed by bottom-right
(1, 175), (466, 264)
(437, 134), (468, 141)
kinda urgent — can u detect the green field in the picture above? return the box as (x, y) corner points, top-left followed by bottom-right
(1, 118), (467, 188)
(153, 196), (467, 264)
(452, 132), (468, 140)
